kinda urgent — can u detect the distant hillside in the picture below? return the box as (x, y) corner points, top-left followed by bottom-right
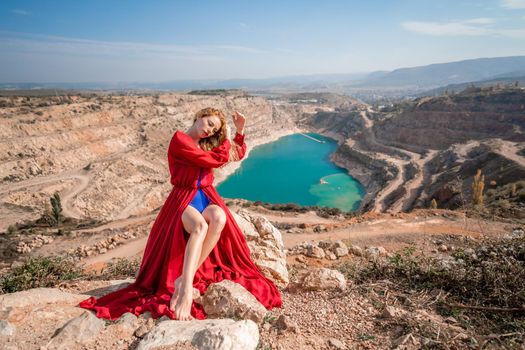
(417, 76), (525, 97)
(355, 56), (525, 89)
(2, 56), (525, 97)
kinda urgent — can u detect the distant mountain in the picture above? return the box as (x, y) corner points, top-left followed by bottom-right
(417, 75), (525, 97)
(2, 56), (524, 95)
(355, 56), (525, 89)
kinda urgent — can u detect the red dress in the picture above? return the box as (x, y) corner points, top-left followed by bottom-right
(78, 130), (283, 320)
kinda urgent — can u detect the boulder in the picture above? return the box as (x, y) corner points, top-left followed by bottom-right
(364, 246), (387, 258)
(136, 318), (259, 350)
(46, 311), (105, 349)
(348, 245), (363, 257)
(201, 280), (268, 324)
(232, 209), (288, 287)
(306, 245), (325, 259)
(288, 268), (347, 292)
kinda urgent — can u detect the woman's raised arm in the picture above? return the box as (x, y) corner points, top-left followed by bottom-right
(169, 131), (231, 168)
(233, 131), (247, 160)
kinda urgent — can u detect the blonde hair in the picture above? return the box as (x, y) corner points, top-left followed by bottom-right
(193, 107), (242, 164)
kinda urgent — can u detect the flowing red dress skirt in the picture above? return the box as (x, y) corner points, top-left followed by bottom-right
(78, 130), (283, 320)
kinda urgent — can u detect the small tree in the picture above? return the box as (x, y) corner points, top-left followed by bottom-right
(430, 198), (438, 209)
(472, 169), (485, 206)
(50, 192), (63, 226)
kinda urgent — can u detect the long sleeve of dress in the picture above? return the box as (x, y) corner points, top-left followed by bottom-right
(169, 131), (232, 168)
(233, 132), (247, 160)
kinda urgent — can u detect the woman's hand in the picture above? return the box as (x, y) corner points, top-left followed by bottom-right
(232, 111), (246, 135)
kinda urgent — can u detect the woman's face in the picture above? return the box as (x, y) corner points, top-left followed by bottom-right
(197, 115), (222, 139)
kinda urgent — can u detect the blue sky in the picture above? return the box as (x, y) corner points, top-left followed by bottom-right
(1, 0), (525, 82)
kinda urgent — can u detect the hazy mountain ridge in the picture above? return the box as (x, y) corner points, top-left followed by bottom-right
(2, 56), (524, 99)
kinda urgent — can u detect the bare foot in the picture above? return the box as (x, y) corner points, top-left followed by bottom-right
(169, 276), (183, 311)
(174, 281), (194, 321)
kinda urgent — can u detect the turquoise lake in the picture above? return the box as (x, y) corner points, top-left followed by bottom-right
(216, 133), (365, 212)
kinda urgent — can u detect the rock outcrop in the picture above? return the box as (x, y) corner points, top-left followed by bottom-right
(232, 208), (289, 288)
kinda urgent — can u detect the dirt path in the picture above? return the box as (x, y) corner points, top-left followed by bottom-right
(283, 214), (509, 250)
(388, 149), (438, 213)
(60, 173), (93, 218)
(497, 140), (525, 168)
(78, 209), (511, 270)
(356, 107), (439, 213)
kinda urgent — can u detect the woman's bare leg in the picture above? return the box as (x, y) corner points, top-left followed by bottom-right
(170, 205), (227, 315)
(169, 205), (208, 320)
(196, 204), (227, 269)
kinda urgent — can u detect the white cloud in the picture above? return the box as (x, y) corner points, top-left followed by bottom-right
(12, 9), (30, 16)
(501, 0), (525, 9)
(463, 17), (495, 24)
(402, 19), (525, 38)
(402, 21), (490, 36)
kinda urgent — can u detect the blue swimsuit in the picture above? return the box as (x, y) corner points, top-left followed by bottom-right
(188, 168), (211, 213)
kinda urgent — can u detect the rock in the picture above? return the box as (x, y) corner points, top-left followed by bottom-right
(464, 248), (475, 255)
(295, 255), (306, 263)
(0, 320), (16, 336)
(392, 333), (419, 348)
(380, 305), (407, 319)
(288, 268), (347, 292)
(202, 280), (268, 324)
(274, 315), (298, 333)
(0, 306), (27, 323)
(313, 225), (326, 233)
(193, 320), (259, 350)
(134, 324), (150, 338)
(327, 338), (346, 349)
(306, 245), (325, 259)
(332, 240), (347, 250)
(438, 244), (448, 252)
(326, 251), (337, 260)
(251, 215), (284, 249)
(0, 288), (90, 309)
(46, 311), (105, 349)
(348, 245), (363, 257)
(115, 312), (139, 335)
(318, 240), (334, 249)
(95, 279), (134, 294)
(231, 212), (259, 241)
(444, 316), (458, 324)
(136, 318), (259, 350)
(234, 209), (288, 287)
(117, 312), (138, 325)
(334, 246), (349, 258)
(364, 246), (387, 258)
(139, 311), (153, 320)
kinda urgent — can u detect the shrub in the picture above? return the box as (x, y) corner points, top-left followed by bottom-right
(50, 192), (63, 226)
(0, 256), (83, 294)
(472, 169), (485, 206)
(7, 225), (17, 234)
(90, 258), (141, 280)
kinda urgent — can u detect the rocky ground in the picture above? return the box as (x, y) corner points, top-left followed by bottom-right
(1, 204), (523, 349)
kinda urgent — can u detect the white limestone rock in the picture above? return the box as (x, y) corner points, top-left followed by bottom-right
(136, 318), (259, 350)
(202, 280), (268, 324)
(46, 311), (106, 350)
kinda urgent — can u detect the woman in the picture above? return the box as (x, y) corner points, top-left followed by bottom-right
(79, 107), (283, 321)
